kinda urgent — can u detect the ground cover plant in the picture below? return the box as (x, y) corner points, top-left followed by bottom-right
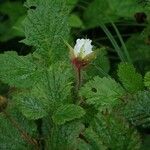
(0, 0), (150, 149)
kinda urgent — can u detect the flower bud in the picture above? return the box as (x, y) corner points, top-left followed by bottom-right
(66, 38), (96, 70)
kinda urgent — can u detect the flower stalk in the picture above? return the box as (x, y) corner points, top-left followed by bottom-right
(66, 38), (96, 91)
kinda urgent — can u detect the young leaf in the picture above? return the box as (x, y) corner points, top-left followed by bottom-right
(52, 104), (85, 125)
(118, 63), (144, 93)
(0, 51), (41, 88)
(144, 71), (150, 88)
(80, 76), (125, 112)
(22, 0), (71, 63)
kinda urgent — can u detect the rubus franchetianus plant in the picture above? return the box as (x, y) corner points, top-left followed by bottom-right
(0, 0), (150, 149)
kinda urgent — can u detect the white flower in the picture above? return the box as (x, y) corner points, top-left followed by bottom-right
(73, 39), (93, 58)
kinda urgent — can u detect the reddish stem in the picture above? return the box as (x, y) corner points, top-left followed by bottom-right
(77, 67), (82, 90)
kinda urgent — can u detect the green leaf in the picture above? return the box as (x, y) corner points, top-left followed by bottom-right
(0, 1), (26, 41)
(0, 105), (37, 149)
(144, 71), (150, 88)
(0, 51), (41, 88)
(44, 63), (73, 107)
(118, 63), (144, 93)
(125, 34), (150, 72)
(77, 139), (92, 150)
(46, 121), (84, 150)
(80, 76), (125, 112)
(84, 127), (107, 150)
(86, 113), (141, 150)
(123, 91), (150, 128)
(69, 14), (84, 28)
(14, 92), (50, 120)
(52, 104), (85, 125)
(84, 0), (143, 28)
(22, 0), (71, 63)
(66, 0), (78, 10)
(13, 63), (72, 120)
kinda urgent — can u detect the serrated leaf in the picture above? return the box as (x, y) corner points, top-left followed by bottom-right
(84, 127), (107, 150)
(47, 121), (84, 150)
(123, 91), (150, 128)
(0, 105), (37, 149)
(84, 0), (143, 28)
(22, 0), (71, 63)
(0, 51), (41, 88)
(118, 63), (144, 93)
(13, 63), (72, 120)
(14, 92), (49, 120)
(52, 104), (85, 125)
(144, 71), (150, 88)
(88, 113), (141, 150)
(45, 63), (73, 107)
(80, 76), (125, 112)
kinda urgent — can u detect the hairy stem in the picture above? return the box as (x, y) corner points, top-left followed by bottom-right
(77, 68), (82, 90)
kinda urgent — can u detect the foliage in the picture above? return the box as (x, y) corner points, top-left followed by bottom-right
(125, 34), (150, 72)
(0, 51), (42, 88)
(118, 63), (144, 93)
(0, 0), (150, 149)
(123, 91), (150, 128)
(12, 63), (73, 120)
(52, 104), (85, 125)
(0, 104), (37, 149)
(69, 14), (84, 28)
(84, 113), (141, 150)
(84, 0), (144, 28)
(80, 76), (125, 112)
(46, 121), (84, 150)
(22, 0), (71, 63)
(0, 1), (26, 41)
(144, 71), (150, 88)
